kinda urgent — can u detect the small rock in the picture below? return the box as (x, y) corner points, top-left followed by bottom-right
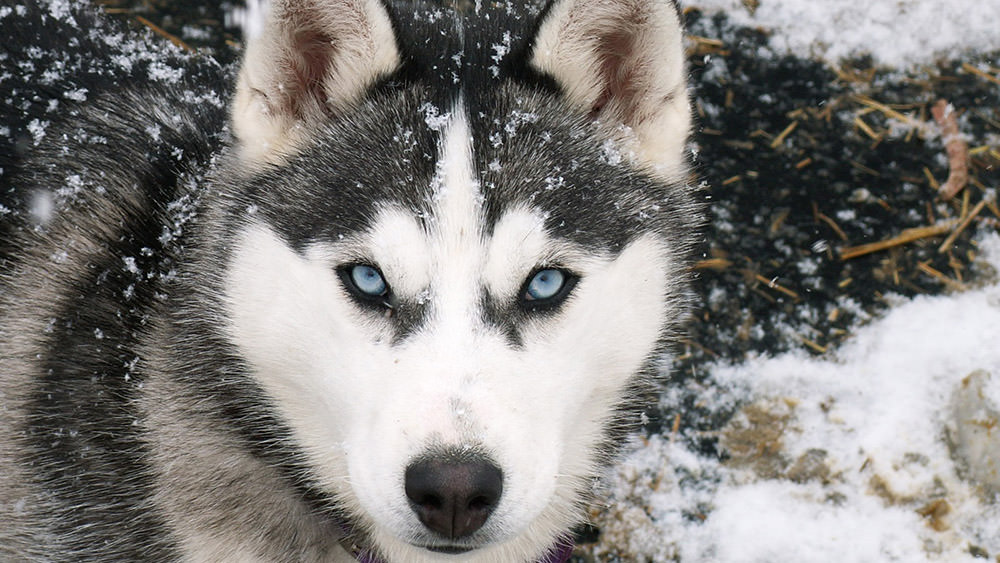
(719, 400), (793, 479)
(787, 448), (831, 484)
(916, 498), (952, 532)
(946, 370), (1000, 494)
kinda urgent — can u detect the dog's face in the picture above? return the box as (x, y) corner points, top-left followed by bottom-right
(218, 1), (694, 560)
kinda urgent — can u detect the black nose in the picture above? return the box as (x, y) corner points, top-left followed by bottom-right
(404, 457), (503, 539)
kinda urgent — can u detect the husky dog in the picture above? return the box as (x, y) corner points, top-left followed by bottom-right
(0, 0), (698, 561)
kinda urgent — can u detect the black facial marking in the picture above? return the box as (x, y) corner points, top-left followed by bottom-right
(480, 288), (524, 348)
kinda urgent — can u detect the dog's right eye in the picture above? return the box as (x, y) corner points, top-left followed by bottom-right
(518, 267), (578, 312)
(339, 264), (391, 306)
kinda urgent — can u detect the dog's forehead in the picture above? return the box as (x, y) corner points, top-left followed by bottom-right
(342, 108), (560, 292)
(245, 94), (664, 255)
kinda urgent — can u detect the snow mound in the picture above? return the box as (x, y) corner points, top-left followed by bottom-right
(688, 0), (1000, 68)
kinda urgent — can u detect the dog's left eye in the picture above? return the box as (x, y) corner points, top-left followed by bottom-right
(351, 265), (388, 296)
(520, 268), (577, 309)
(339, 264), (391, 305)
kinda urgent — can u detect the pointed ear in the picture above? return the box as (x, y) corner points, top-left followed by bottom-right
(530, 0), (690, 177)
(232, 0), (401, 164)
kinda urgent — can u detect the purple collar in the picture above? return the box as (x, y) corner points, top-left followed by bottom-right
(343, 536), (574, 563)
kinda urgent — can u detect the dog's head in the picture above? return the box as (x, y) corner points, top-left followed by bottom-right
(217, 0), (696, 560)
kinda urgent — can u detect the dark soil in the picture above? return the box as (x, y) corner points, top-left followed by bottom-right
(669, 9), (1000, 450)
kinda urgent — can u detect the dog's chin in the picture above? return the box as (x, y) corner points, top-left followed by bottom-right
(414, 536), (491, 556)
(422, 544), (476, 555)
(379, 524), (560, 563)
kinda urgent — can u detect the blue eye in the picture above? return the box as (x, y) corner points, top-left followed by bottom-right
(522, 268), (575, 306)
(346, 264), (388, 299)
(525, 269), (564, 300)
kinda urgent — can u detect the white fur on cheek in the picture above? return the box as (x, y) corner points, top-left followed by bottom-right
(222, 223), (383, 512)
(501, 233), (672, 506)
(548, 234), (671, 381)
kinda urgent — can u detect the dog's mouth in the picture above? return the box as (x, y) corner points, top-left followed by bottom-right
(422, 544), (475, 555)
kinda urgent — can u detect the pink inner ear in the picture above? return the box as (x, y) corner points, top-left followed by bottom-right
(591, 25), (644, 124)
(277, 24), (339, 121)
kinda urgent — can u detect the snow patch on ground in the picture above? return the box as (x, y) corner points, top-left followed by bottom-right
(688, 0), (1000, 67)
(594, 232), (1000, 561)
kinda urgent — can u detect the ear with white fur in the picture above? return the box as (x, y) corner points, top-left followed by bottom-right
(232, 0), (401, 164)
(530, 0), (690, 176)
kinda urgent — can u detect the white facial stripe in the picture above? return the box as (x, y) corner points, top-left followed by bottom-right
(426, 104), (484, 326)
(432, 102), (479, 249)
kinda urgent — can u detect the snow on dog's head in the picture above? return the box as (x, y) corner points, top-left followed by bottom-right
(219, 0), (698, 560)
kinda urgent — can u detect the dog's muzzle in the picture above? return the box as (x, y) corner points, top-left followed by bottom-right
(340, 449), (574, 563)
